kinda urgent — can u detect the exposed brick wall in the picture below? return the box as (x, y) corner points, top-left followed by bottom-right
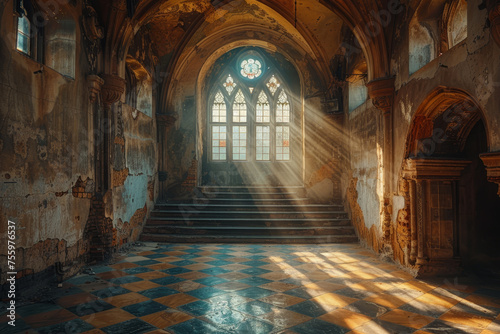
(72, 177), (93, 199)
(112, 168), (129, 187)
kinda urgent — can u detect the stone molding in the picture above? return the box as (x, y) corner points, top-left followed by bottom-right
(480, 152), (500, 195)
(402, 158), (471, 180)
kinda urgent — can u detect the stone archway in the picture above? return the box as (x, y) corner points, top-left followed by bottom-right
(399, 87), (496, 277)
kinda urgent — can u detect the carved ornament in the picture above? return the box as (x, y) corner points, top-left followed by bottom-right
(366, 77), (395, 115)
(101, 74), (126, 107)
(87, 74), (104, 103)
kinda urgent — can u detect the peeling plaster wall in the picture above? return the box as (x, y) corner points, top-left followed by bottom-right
(346, 101), (384, 247)
(0, 1), (92, 283)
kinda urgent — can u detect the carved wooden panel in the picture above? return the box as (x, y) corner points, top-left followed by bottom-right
(428, 181), (454, 259)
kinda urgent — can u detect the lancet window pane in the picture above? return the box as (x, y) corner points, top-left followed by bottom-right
(276, 91), (290, 123)
(232, 126), (247, 160)
(256, 91), (270, 123)
(256, 126), (270, 161)
(276, 126), (290, 161)
(212, 126), (227, 161)
(212, 91), (226, 123)
(233, 90), (247, 123)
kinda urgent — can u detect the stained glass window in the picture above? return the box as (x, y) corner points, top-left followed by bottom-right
(240, 58), (262, 79)
(276, 90), (290, 123)
(256, 91), (270, 123)
(212, 91), (227, 123)
(212, 126), (227, 160)
(276, 126), (290, 161)
(223, 74), (236, 95)
(233, 90), (247, 123)
(256, 126), (270, 161)
(232, 126), (247, 160)
(266, 75), (280, 96)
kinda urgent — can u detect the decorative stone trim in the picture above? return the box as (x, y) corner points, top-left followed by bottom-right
(480, 152), (500, 196)
(489, 1), (500, 48)
(101, 74), (126, 107)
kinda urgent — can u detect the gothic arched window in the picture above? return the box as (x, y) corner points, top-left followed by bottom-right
(208, 54), (292, 163)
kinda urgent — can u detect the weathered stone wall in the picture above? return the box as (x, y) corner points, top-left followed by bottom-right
(0, 1), (158, 285)
(0, 1), (92, 283)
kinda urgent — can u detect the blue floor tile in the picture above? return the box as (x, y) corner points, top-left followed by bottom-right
(109, 276), (143, 285)
(162, 267), (192, 275)
(67, 299), (115, 316)
(123, 267), (154, 275)
(284, 288), (315, 299)
(151, 276), (186, 285)
(206, 260), (233, 266)
(144, 253), (170, 259)
(90, 265), (114, 273)
(171, 260), (197, 266)
(101, 318), (156, 334)
(37, 318), (95, 334)
(179, 254), (199, 259)
(168, 318), (228, 334)
(239, 268), (271, 276)
(17, 302), (62, 317)
(243, 260), (268, 267)
(236, 318), (275, 334)
(236, 287), (275, 299)
(187, 287), (227, 299)
(139, 286), (179, 299)
(133, 260), (161, 266)
(65, 274), (100, 285)
(122, 300), (168, 317)
(0, 318), (31, 334)
(200, 267), (231, 275)
(195, 276), (229, 286)
(178, 300), (215, 316)
(238, 277), (272, 287)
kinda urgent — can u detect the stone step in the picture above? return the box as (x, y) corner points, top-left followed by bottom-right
(199, 186), (304, 193)
(145, 218), (352, 227)
(150, 210), (349, 219)
(164, 198), (312, 206)
(140, 234), (359, 244)
(154, 203), (345, 212)
(142, 225), (355, 236)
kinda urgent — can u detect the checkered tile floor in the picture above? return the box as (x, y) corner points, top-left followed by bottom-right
(2, 243), (500, 333)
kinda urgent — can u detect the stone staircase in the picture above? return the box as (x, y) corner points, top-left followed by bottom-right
(140, 186), (358, 244)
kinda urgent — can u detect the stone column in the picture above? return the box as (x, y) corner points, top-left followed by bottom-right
(409, 179), (417, 263)
(156, 113), (178, 201)
(480, 152), (500, 196)
(366, 77), (395, 244)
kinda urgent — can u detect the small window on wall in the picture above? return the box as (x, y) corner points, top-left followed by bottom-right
(15, 0), (43, 61)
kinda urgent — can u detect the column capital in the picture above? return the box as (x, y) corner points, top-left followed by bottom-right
(87, 74), (104, 103)
(366, 77), (395, 115)
(480, 152), (500, 196)
(101, 74), (126, 108)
